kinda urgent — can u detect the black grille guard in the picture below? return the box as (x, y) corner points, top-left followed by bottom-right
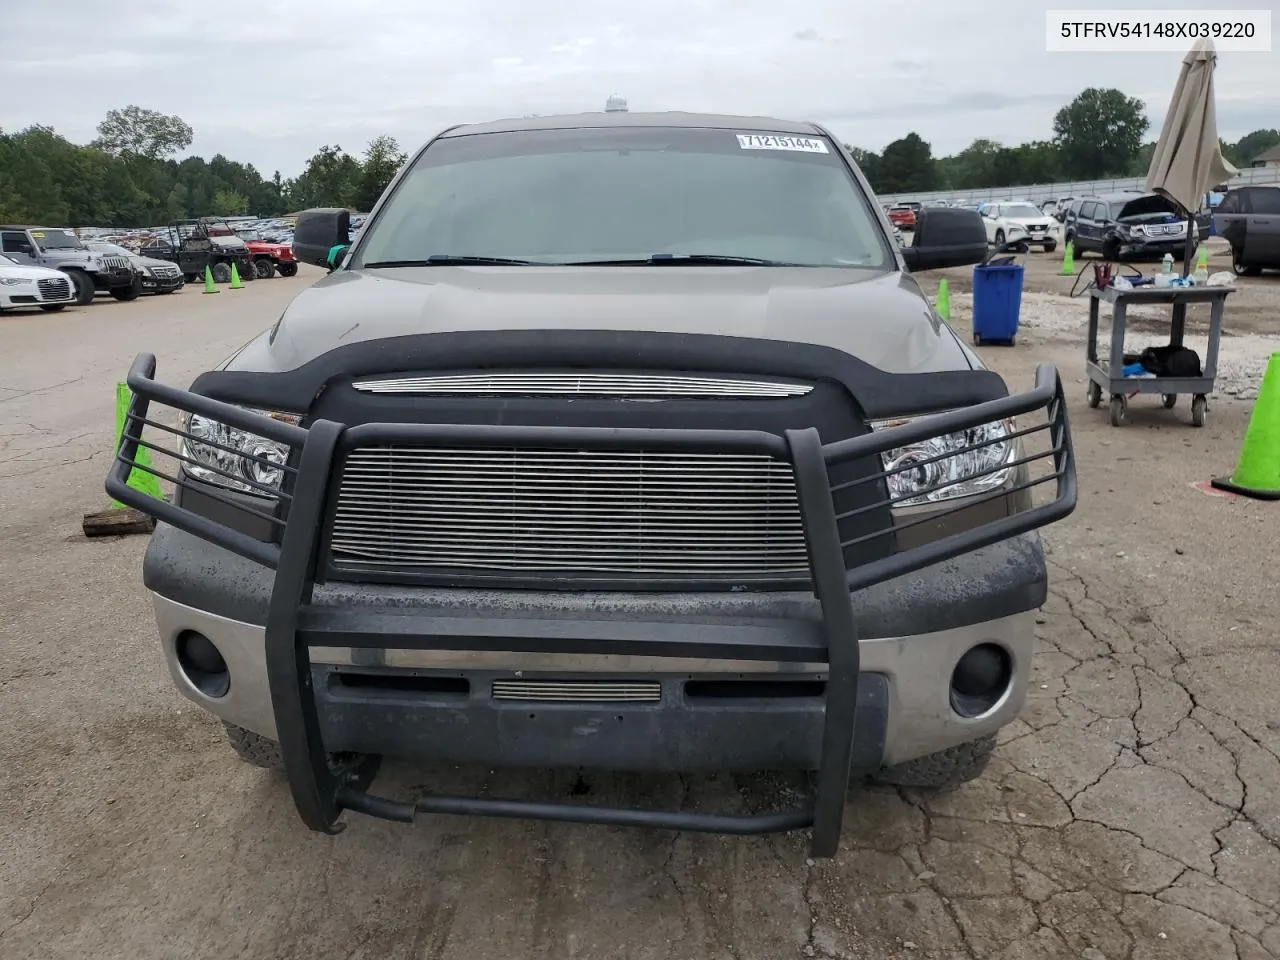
(106, 351), (1077, 857)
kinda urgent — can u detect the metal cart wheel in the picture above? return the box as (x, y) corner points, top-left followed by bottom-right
(1109, 395), (1127, 427)
(1162, 394), (1177, 409)
(1087, 381), (1102, 408)
(1191, 394), (1207, 427)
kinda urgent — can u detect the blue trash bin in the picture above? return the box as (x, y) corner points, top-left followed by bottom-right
(971, 262), (1024, 346)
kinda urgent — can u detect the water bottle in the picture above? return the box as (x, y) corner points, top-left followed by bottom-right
(1161, 252), (1174, 275)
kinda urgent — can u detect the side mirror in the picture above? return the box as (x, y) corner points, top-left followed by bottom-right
(900, 207), (989, 272)
(292, 208), (352, 270)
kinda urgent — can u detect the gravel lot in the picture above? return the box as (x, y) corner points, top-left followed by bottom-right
(2, 261), (1279, 960)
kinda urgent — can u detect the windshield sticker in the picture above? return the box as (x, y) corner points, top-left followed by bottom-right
(736, 134), (829, 154)
(30, 231), (44, 238)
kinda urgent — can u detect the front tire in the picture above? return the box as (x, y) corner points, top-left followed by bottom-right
(994, 229), (1006, 247)
(211, 262), (232, 284)
(110, 276), (143, 301)
(254, 258), (275, 279)
(40, 304), (66, 313)
(1232, 246), (1261, 277)
(870, 735), (996, 789)
(222, 722), (366, 775)
(64, 268), (95, 306)
(276, 262), (299, 278)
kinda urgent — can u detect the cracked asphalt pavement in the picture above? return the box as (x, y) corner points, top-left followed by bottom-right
(2, 265), (1278, 959)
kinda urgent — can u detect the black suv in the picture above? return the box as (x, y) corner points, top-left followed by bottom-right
(1212, 185), (1280, 276)
(1065, 191), (1197, 262)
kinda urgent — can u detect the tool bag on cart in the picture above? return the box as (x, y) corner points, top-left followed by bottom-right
(1133, 344), (1203, 378)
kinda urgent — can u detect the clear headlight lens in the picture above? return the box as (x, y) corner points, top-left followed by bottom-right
(870, 416), (1018, 507)
(178, 408), (301, 494)
(0, 277), (33, 286)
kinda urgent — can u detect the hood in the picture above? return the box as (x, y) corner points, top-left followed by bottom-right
(0, 261), (69, 282)
(210, 236), (248, 251)
(38, 248), (94, 265)
(130, 253), (179, 270)
(1000, 214), (1052, 226)
(234, 266), (976, 376)
(1116, 194), (1184, 224)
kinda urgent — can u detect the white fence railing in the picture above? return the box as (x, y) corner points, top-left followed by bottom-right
(874, 164), (1280, 206)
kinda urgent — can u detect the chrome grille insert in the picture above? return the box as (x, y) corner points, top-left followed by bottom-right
(329, 447), (809, 578)
(350, 373), (813, 398)
(37, 277), (71, 301)
(491, 679), (662, 702)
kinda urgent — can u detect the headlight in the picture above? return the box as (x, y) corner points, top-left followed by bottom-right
(869, 416), (1018, 506)
(179, 408), (301, 494)
(0, 277), (34, 286)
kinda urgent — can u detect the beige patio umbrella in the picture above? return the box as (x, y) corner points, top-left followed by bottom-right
(1145, 38), (1237, 274)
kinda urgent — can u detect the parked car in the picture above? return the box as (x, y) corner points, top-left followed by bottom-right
(84, 241), (184, 295)
(1066, 192), (1197, 262)
(207, 225), (299, 279)
(1212, 185), (1280, 276)
(0, 226), (137, 304)
(981, 202), (1058, 252)
(887, 203), (917, 229)
(106, 110), (1076, 856)
(0, 253), (79, 312)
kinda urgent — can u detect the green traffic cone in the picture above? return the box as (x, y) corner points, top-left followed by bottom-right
(229, 262), (243, 289)
(1059, 239), (1075, 276)
(1211, 352), (1280, 500)
(202, 265), (219, 294)
(110, 382), (163, 508)
(1197, 245), (1209, 271)
(935, 277), (950, 321)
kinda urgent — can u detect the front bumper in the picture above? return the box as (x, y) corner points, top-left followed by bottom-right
(1121, 236), (1189, 258)
(142, 272), (184, 292)
(107, 352), (1075, 855)
(146, 524), (1046, 769)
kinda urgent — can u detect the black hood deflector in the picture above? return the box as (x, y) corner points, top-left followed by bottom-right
(191, 329), (1007, 420)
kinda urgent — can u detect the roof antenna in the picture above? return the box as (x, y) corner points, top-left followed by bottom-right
(604, 94), (628, 113)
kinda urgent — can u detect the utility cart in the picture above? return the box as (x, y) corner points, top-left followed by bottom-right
(1085, 284), (1235, 427)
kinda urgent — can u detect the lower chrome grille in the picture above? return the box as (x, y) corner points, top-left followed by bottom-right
(329, 447), (809, 578)
(491, 679), (662, 702)
(37, 277), (71, 301)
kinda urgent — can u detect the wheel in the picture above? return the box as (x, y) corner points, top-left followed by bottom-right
(222, 722), (367, 775)
(1044, 242), (1057, 253)
(39, 304), (66, 313)
(109, 275), (143, 301)
(1087, 381), (1102, 408)
(972, 332), (982, 346)
(184, 272), (199, 284)
(1102, 239), (1120, 262)
(870, 735), (996, 789)
(994, 229), (1006, 247)
(1162, 393), (1177, 409)
(1231, 247), (1261, 277)
(1071, 237), (1085, 260)
(211, 262), (232, 284)
(1191, 395), (1207, 427)
(239, 259), (256, 282)
(254, 257), (275, 279)
(64, 268), (95, 306)
(1109, 395), (1127, 427)
(276, 262), (299, 278)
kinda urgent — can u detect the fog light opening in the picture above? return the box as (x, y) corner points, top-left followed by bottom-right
(949, 643), (1012, 719)
(176, 631), (230, 698)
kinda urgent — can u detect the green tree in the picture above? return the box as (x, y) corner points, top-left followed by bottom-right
(354, 135), (408, 212)
(92, 105), (194, 160)
(877, 133), (936, 193)
(211, 189), (250, 216)
(1052, 88), (1148, 179)
(283, 144), (362, 210)
(1225, 128), (1280, 167)
(844, 145), (882, 190)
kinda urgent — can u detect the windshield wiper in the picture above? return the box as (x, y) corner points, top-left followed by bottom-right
(364, 255), (546, 267)
(564, 253), (787, 266)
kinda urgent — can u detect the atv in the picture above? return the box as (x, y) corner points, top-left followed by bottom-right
(142, 219), (257, 285)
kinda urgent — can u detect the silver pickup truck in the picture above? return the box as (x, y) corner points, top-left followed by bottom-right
(107, 110), (1076, 857)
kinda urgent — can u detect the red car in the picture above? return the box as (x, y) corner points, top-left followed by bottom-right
(887, 204), (919, 230)
(235, 230), (299, 279)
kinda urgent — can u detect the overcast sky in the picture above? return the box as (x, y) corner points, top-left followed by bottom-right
(2, 0), (1275, 178)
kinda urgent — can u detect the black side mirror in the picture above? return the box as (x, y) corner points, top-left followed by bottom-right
(292, 208), (352, 270)
(900, 207), (989, 272)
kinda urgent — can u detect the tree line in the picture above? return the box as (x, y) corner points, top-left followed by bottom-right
(849, 87), (1280, 196)
(0, 105), (407, 228)
(2, 95), (1277, 228)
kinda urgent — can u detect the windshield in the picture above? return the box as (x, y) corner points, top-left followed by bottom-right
(1002, 204), (1043, 218)
(236, 230), (262, 241)
(32, 229), (85, 250)
(354, 126), (891, 268)
(87, 242), (133, 258)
